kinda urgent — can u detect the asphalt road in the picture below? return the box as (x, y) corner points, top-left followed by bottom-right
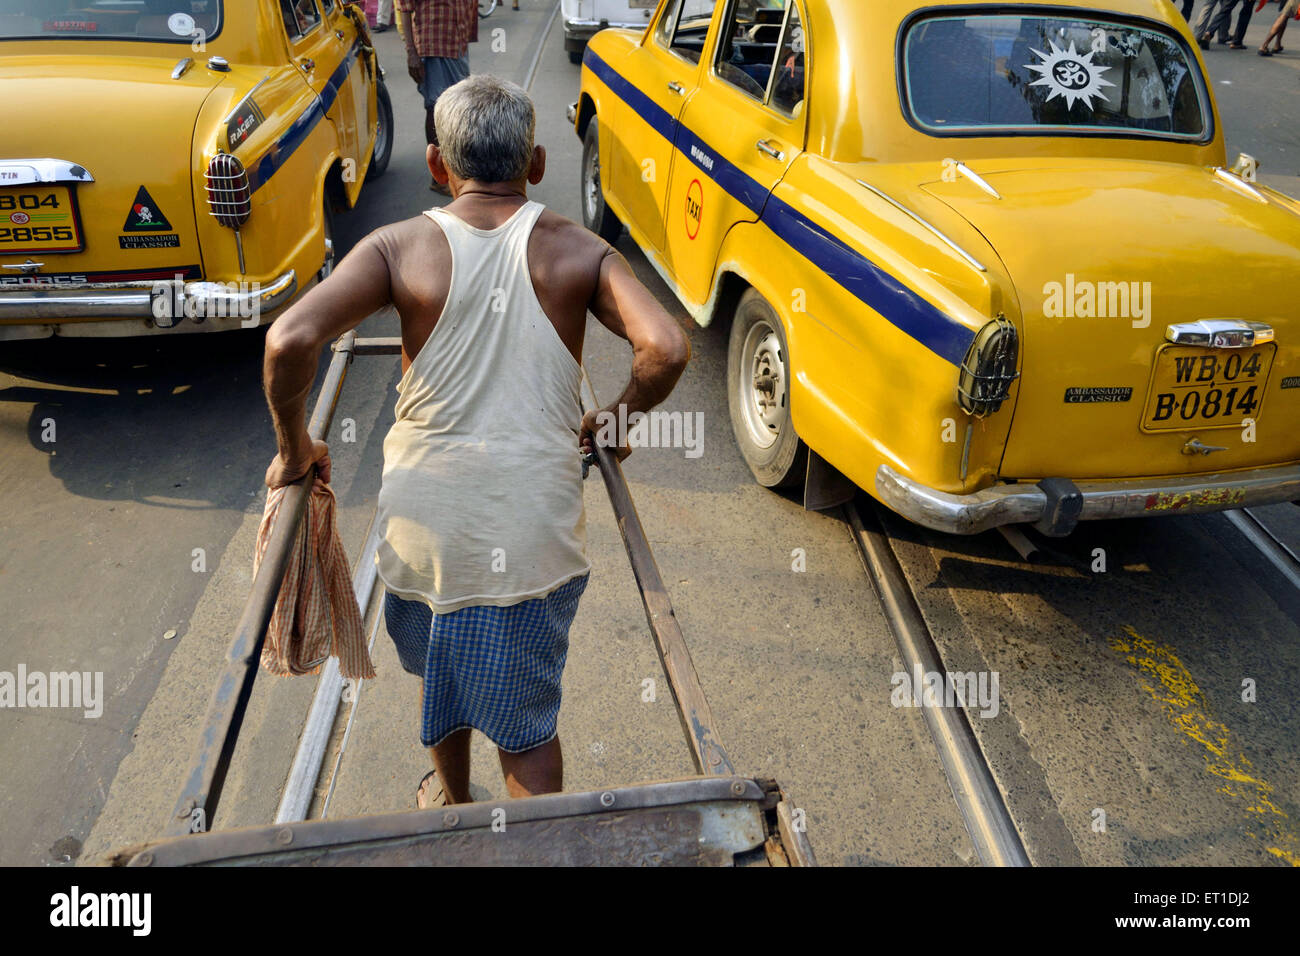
(0, 4), (1296, 867)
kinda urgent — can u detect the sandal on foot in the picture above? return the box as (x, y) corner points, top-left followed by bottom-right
(417, 769), (447, 809)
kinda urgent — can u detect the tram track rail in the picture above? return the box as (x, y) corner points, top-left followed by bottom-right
(844, 499), (1032, 867)
(841, 493), (1300, 868)
(1225, 507), (1300, 594)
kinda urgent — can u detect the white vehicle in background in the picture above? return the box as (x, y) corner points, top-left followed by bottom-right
(562, 0), (658, 63)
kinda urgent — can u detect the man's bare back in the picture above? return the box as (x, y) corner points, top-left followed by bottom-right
(368, 197), (610, 375)
(263, 146), (687, 488)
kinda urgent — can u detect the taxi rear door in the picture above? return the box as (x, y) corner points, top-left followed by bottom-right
(277, 0), (360, 174)
(663, 0), (805, 306)
(322, 0), (377, 201)
(606, 0), (719, 252)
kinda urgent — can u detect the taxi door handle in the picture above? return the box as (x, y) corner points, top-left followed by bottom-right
(756, 139), (785, 161)
(667, 81), (685, 95)
(336, 30), (345, 40)
(300, 57), (315, 73)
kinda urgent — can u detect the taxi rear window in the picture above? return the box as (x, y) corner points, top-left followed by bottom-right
(901, 12), (1209, 140)
(0, 1), (222, 43)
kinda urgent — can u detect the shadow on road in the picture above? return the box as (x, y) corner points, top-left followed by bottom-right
(0, 329), (278, 509)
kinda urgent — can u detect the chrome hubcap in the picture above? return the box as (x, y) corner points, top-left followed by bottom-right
(584, 145), (601, 223)
(319, 215), (334, 282)
(374, 106), (389, 164)
(738, 321), (786, 450)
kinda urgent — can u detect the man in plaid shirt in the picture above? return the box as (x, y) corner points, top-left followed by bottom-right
(398, 0), (477, 193)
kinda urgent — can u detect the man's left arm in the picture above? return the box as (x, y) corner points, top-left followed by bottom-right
(263, 235), (393, 488)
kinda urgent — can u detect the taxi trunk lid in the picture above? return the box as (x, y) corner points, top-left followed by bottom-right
(0, 54), (223, 291)
(922, 159), (1300, 480)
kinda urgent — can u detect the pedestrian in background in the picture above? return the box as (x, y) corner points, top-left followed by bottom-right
(1195, 0), (1242, 47)
(1229, 0), (1256, 47)
(375, 0), (394, 32)
(1211, 0), (1250, 47)
(397, 0), (477, 194)
(1259, 0), (1300, 54)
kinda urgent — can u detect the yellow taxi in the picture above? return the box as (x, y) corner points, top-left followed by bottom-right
(0, 0), (392, 339)
(571, 0), (1300, 535)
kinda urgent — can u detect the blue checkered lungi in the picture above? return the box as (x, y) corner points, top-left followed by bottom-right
(383, 574), (589, 752)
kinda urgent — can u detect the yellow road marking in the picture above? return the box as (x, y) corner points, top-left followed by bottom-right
(1109, 626), (1298, 866)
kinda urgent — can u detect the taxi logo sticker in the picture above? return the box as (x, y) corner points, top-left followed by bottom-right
(122, 187), (173, 232)
(167, 12), (196, 37)
(1025, 41), (1114, 111)
(227, 97), (266, 150)
(119, 235), (180, 250)
(685, 179), (703, 240)
(1064, 386), (1132, 404)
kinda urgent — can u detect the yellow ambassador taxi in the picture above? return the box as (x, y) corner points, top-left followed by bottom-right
(570, 0), (1300, 536)
(0, 0), (393, 339)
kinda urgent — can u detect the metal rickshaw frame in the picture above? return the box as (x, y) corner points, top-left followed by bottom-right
(110, 331), (816, 867)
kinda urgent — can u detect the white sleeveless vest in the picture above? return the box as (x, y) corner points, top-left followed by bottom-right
(374, 200), (589, 613)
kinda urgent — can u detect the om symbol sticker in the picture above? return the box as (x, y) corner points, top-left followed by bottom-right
(1054, 59), (1090, 90)
(1026, 40), (1114, 110)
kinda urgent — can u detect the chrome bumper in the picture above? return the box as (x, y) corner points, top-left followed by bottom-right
(563, 17), (643, 45)
(0, 270), (297, 337)
(876, 462), (1300, 537)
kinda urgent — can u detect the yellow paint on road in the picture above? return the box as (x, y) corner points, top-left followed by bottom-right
(1109, 626), (1298, 866)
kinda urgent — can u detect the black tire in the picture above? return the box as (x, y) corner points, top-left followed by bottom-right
(366, 80), (394, 181)
(580, 120), (623, 243)
(727, 289), (806, 488)
(568, 49), (583, 65)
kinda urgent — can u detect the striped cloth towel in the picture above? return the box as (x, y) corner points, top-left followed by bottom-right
(253, 481), (376, 680)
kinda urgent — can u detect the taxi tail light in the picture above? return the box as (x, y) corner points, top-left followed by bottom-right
(957, 315), (1019, 417)
(205, 152), (251, 229)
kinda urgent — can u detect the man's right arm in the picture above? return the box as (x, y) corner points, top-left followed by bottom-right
(582, 249), (691, 457)
(399, 0), (424, 83)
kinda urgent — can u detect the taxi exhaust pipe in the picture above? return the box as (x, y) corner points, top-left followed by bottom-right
(995, 524), (1041, 563)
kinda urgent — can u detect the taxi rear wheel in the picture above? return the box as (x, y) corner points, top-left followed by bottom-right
(318, 200), (336, 284)
(581, 120), (623, 243)
(367, 81), (394, 181)
(727, 289), (806, 488)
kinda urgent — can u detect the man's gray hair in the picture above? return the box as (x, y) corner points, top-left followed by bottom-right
(434, 74), (536, 184)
